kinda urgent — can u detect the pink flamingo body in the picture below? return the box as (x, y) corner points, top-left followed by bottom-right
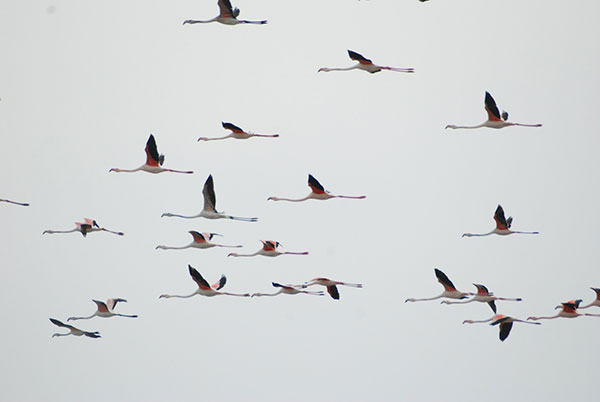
(445, 91), (542, 130)
(43, 218), (124, 237)
(156, 231), (242, 250)
(462, 205), (539, 237)
(159, 265), (250, 299)
(183, 0), (267, 25)
(405, 268), (470, 303)
(318, 50), (414, 74)
(528, 299), (600, 321)
(301, 277), (363, 300)
(463, 314), (540, 341)
(441, 284), (522, 313)
(109, 134), (193, 174)
(67, 299), (137, 321)
(198, 122), (278, 141)
(268, 174), (366, 202)
(228, 240), (308, 258)
(252, 282), (324, 297)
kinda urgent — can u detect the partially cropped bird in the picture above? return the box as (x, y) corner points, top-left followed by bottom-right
(445, 91), (542, 130)
(251, 282), (324, 297)
(580, 288), (600, 309)
(268, 174), (366, 202)
(198, 122), (279, 141)
(462, 205), (539, 237)
(49, 318), (101, 339)
(161, 175), (257, 222)
(42, 218), (124, 237)
(463, 314), (540, 342)
(227, 240), (308, 257)
(67, 299), (137, 321)
(183, 0), (267, 25)
(109, 134), (193, 174)
(318, 50), (414, 74)
(0, 198), (29, 206)
(528, 299), (600, 321)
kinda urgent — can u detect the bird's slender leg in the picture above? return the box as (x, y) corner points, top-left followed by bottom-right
(0, 199), (29, 206)
(221, 292), (251, 297)
(100, 228), (124, 236)
(283, 251), (309, 255)
(380, 66), (414, 73)
(509, 230), (539, 235)
(511, 123), (542, 128)
(164, 169), (194, 174)
(334, 195), (366, 199)
(221, 214), (258, 222)
(115, 313), (138, 318)
(249, 133), (279, 138)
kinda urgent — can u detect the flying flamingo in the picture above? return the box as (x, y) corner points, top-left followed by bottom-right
(528, 300), (600, 321)
(67, 299), (137, 321)
(445, 91), (542, 130)
(42, 218), (124, 237)
(441, 284), (522, 313)
(198, 122), (279, 141)
(228, 240), (308, 258)
(268, 174), (366, 202)
(49, 318), (100, 339)
(109, 134), (193, 174)
(0, 198), (29, 206)
(300, 277), (363, 300)
(156, 231), (242, 250)
(183, 0), (267, 25)
(580, 288), (600, 309)
(159, 265), (250, 299)
(252, 282), (324, 297)
(405, 268), (470, 303)
(318, 50), (414, 74)
(161, 175), (257, 222)
(463, 314), (541, 342)
(462, 205), (539, 237)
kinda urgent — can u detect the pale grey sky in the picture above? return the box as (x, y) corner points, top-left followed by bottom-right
(1, 1), (599, 401)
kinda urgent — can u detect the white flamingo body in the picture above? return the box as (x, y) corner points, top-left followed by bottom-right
(463, 314), (540, 341)
(159, 265), (250, 299)
(462, 205), (539, 238)
(43, 218), (124, 237)
(252, 282), (324, 297)
(156, 231), (242, 251)
(198, 122), (278, 141)
(405, 268), (470, 303)
(301, 277), (363, 300)
(228, 240), (308, 258)
(581, 288), (600, 309)
(528, 299), (600, 321)
(50, 318), (100, 338)
(109, 134), (193, 174)
(441, 284), (522, 313)
(183, 0), (267, 25)
(161, 175), (257, 222)
(268, 174), (366, 202)
(318, 50), (414, 74)
(445, 91), (542, 130)
(67, 299), (137, 321)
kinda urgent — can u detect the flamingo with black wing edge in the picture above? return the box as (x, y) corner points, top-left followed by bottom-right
(156, 231), (242, 250)
(228, 240), (308, 258)
(462, 205), (539, 238)
(463, 314), (541, 342)
(43, 218), (123, 237)
(183, 0), (267, 25)
(268, 174), (366, 202)
(159, 265), (250, 299)
(405, 268), (470, 303)
(252, 282), (324, 297)
(198, 122), (279, 141)
(441, 284), (522, 313)
(49, 318), (101, 339)
(67, 299), (137, 321)
(318, 50), (414, 74)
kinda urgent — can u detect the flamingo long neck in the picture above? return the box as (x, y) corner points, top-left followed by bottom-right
(579, 302), (598, 309)
(52, 333), (70, 338)
(405, 294), (443, 302)
(462, 231), (494, 237)
(319, 66), (358, 72)
(109, 167), (143, 173)
(43, 228), (79, 235)
(198, 134), (233, 141)
(0, 199), (29, 206)
(156, 245), (192, 250)
(252, 290), (282, 297)
(527, 314), (560, 321)
(183, 18), (218, 24)
(228, 251), (260, 257)
(268, 195), (312, 202)
(445, 123), (486, 130)
(159, 292), (197, 299)
(67, 313), (97, 321)
(161, 212), (202, 219)
(463, 317), (493, 324)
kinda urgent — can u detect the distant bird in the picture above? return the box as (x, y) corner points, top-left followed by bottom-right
(318, 50), (414, 74)
(198, 122), (279, 141)
(0, 198), (29, 206)
(405, 268), (470, 303)
(463, 314), (541, 342)
(49, 318), (101, 339)
(580, 288), (600, 309)
(301, 277), (363, 300)
(445, 91), (542, 130)
(183, 0), (267, 25)
(42, 218), (124, 237)
(161, 175), (257, 222)
(268, 174), (366, 202)
(109, 134), (193, 174)
(462, 205), (539, 237)
(159, 265), (250, 299)
(252, 282), (324, 297)
(441, 284), (522, 313)
(528, 300), (600, 321)
(228, 240), (308, 258)
(67, 299), (137, 321)
(156, 231), (242, 250)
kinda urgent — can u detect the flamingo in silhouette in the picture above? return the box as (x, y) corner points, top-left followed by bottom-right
(198, 122), (279, 141)
(159, 265), (250, 299)
(42, 218), (124, 237)
(405, 268), (469, 303)
(161, 175), (257, 222)
(445, 92), (542, 130)
(228, 240), (308, 258)
(252, 282), (324, 297)
(109, 134), (193, 174)
(67, 299), (137, 321)
(463, 314), (541, 342)
(528, 300), (600, 321)
(156, 231), (242, 250)
(580, 288), (600, 309)
(441, 284), (522, 313)
(462, 205), (539, 237)
(0, 198), (29, 206)
(268, 174), (366, 202)
(49, 318), (100, 339)
(318, 50), (414, 74)
(183, 0), (267, 25)
(300, 277), (363, 300)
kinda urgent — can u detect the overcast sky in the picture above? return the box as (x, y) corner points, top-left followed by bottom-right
(1, 1), (599, 401)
